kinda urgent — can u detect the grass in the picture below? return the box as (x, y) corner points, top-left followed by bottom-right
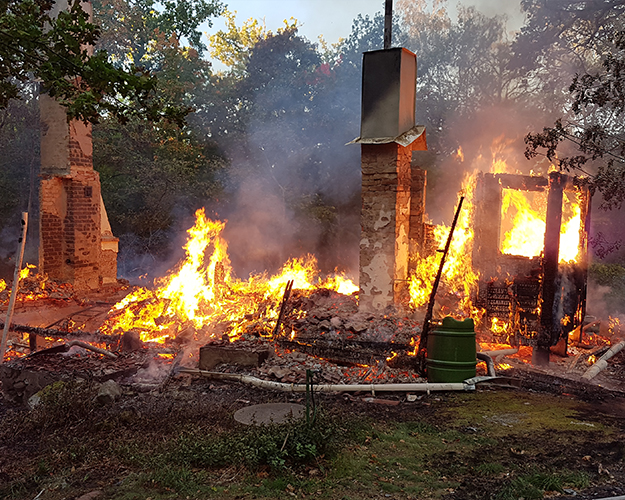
(0, 383), (621, 500)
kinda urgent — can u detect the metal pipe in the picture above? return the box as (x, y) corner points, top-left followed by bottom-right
(384, 0), (393, 49)
(178, 368), (478, 393)
(1, 212), (29, 363)
(479, 348), (519, 360)
(476, 352), (496, 377)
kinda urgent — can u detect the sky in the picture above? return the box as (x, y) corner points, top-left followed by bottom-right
(202, 0), (526, 56)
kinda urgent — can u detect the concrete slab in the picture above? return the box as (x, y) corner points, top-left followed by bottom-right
(234, 403), (305, 426)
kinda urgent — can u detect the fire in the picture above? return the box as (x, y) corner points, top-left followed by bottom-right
(500, 189), (547, 258)
(408, 172), (479, 314)
(587, 355), (597, 365)
(0, 279), (5, 293)
(490, 317), (510, 335)
(456, 146), (464, 162)
(500, 188), (581, 263)
(101, 209), (357, 342)
(558, 192), (582, 263)
(19, 264), (36, 280)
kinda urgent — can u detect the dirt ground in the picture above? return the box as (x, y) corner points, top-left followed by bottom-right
(2, 289), (625, 500)
(1, 362), (625, 500)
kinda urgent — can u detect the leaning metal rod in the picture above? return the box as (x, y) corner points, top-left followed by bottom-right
(416, 196), (465, 374)
(272, 279), (294, 337)
(0, 212), (28, 363)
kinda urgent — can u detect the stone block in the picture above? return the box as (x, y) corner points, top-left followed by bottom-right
(199, 344), (270, 370)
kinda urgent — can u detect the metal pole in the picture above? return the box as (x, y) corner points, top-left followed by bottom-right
(0, 212), (29, 362)
(416, 197), (464, 375)
(384, 0), (393, 49)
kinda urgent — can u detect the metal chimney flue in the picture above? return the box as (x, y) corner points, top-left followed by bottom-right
(384, 0), (393, 49)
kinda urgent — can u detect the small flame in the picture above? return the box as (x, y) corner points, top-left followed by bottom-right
(587, 355), (596, 365)
(19, 264), (36, 280)
(456, 146), (465, 162)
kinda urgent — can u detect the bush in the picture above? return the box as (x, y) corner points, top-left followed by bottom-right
(170, 411), (339, 471)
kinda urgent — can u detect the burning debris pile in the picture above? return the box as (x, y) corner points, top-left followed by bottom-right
(0, 265), (76, 305)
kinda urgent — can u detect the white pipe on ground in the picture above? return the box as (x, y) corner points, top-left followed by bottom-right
(178, 368), (479, 393)
(478, 348), (519, 359)
(581, 341), (625, 380)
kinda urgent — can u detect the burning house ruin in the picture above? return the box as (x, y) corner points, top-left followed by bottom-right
(1, 0), (617, 405)
(351, 39), (591, 364)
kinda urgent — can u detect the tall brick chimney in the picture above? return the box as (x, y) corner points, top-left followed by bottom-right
(351, 47), (427, 312)
(38, 0), (118, 291)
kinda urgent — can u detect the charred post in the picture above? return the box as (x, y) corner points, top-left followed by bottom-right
(534, 172), (565, 365)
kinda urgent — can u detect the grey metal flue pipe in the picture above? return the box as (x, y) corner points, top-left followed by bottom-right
(384, 0), (393, 49)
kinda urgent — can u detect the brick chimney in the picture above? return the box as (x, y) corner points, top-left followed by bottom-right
(352, 47), (427, 311)
(39, 96), (118, 290)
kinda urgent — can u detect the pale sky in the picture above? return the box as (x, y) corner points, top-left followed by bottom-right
(202, 0), (525, 52)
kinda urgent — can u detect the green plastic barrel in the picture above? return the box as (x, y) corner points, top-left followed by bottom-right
(426, 317), (477, 383)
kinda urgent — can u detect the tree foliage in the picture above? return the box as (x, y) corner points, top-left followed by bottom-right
(93, 0), (223, 67)
(0, 0), (190, 124)
(525, 29), (625, 209)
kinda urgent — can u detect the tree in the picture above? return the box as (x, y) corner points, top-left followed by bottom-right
(207, 8), (267, 75)
(525, 29), (625, 209)
(92, 28), (225, 268)
(0, 0), (189, 124)
(92, 0), (223, 68)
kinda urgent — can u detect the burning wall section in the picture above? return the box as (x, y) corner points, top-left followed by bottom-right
(472, 171), (591, 360)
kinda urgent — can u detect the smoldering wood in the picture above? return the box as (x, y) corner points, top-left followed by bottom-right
(272, 279), (294, 337)
(495, 173), (548, 191)
(0, 321), (117, 344)
(28, 340), (118, 359)
(278, 337), (411, 367)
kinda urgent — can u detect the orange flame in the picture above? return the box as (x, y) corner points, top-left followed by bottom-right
(101, 209), (357, 342)
(408, 172), (479, 315)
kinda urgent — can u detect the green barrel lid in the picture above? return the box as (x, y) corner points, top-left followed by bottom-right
(440, 316), (474, 331)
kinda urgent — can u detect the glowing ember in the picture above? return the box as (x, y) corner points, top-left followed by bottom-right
(496, 362), (513, 370)
(101, 209), (357, 342)
(587, 355), (597, 365)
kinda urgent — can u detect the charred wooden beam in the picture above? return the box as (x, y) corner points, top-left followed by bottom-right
(0, 322), (116, 344)
(272, 280), (294, 337)
(535, 172), (565, 366)
(495, 173), (548, 191)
